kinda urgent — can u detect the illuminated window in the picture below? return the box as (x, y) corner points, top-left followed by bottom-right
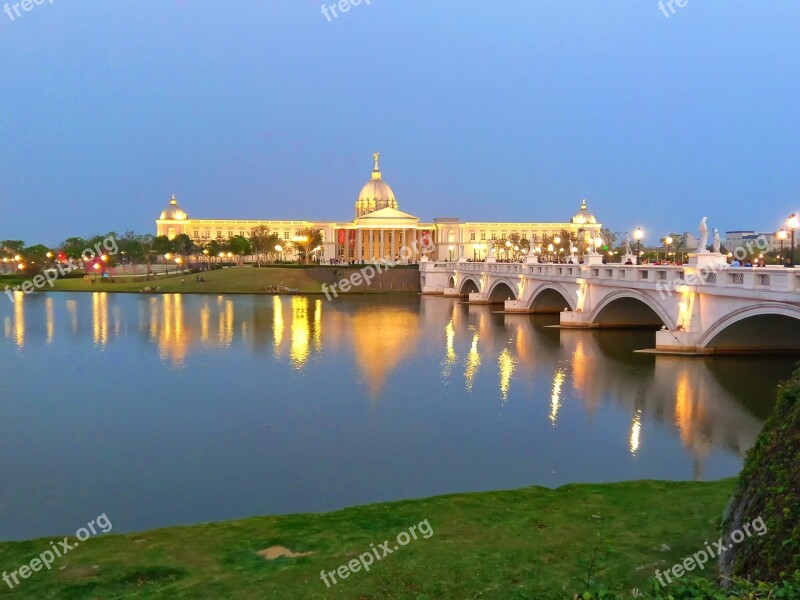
(470, 231), (476, 241)
(481, 231), (486, 241)
(216, 230), (222, 239)
(284, 231), (289, 239)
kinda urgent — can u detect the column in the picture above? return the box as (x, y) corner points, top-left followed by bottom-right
(391, 230), (396, 260)
(401, 229), (406, 259)
(356, 229), (362, 262)
(369, 230), (374, 261)
(380, 230), (385, 259)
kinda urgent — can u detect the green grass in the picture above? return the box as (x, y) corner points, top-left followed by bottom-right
(0, 479), (735, 599)
(48, 267), (324, 294)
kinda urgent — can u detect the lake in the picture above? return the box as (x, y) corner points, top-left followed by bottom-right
(0, 292), (793, 540)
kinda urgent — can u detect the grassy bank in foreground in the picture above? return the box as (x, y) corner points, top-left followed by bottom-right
(0, 479), (735, 599)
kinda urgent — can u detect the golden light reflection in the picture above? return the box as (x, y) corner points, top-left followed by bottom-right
(290, 296), (310, 369)
(313, 299), (322, 352)
(630, 409), (642, 455)
(158, 294), (189, 367)
(45, 297), (54, 344)
(200, 302), (210, 342)
(550, 367), (566, 426)
(351, 307), (419, 398)
(218, 299), (234, 347)
(441, 319), (456, 378)
(498, 347), (516, 402)
(13, 294), (24, 347)
(92, 293), (108, 346)
(464, 331), (481, 392)
(273, 296), (284, 357)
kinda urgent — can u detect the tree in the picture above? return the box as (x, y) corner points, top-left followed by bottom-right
(59, 237), (88, 260)
(172, 233), (195, 263)
(294, 227), (323, 264)
(227, 235), (252, 266)
(249, 225), (271, 267)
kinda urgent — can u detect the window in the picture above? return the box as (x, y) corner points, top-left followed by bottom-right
(228, 230), (234, 238)
(239, 230), (245, 237)
(481, 231), (486, 241)
(491, 232), (496, 240)
(470, 231), (476, 241)
(193, 230), (199, 238)
(284, 230), (289, 239)
(205, 230), (210, 239)
(216, 230), (222, 239)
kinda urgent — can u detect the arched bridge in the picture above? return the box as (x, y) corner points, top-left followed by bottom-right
(420, 257), (800, 355)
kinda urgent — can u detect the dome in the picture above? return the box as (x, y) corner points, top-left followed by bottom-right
(160, 194), (188, 221)
(572, 199), (597, 225)
(355, 153), (398, 218)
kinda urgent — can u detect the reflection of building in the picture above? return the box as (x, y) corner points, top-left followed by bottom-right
(155, 154), (602, 261)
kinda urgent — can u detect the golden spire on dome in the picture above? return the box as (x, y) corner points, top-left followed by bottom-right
(372, 152), (381, 180)
(581, 198), (587, 210)
(170, 194), (177, 206)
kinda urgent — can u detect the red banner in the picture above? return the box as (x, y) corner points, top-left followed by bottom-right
(338, 229), (346, 244)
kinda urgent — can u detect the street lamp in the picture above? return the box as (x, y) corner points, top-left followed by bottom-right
(777, 229), (788, 262)
(787, 213), (799, 266)
(164, 253), (172, 275)
(633, 228), (644, 264)
(275, 244), (283, 262)
(547, 243), (554, 262)
(664, 236), (673, 264)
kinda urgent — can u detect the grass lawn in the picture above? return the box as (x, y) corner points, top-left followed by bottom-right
(48, 267), (325, 295)
(0, 479), (735, 599)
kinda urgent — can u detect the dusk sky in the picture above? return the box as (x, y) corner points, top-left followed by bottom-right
(1, 0), (798, 245)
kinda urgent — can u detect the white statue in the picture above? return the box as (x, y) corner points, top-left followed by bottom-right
(487, 239), (496, 258)
(624, 238), (633, 256)
(713, 229), (721, 254)
(697, 217), (709, 252)
(587, 235), (597, 255)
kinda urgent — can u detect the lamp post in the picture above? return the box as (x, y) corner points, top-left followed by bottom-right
(787, 213), (799, 266)
(664, 236), (673, 264)
(777, 229), (788, 263)
(633, 228), (644, 264)
(547, 243), (554, 263)
(164, 253), (172, 275)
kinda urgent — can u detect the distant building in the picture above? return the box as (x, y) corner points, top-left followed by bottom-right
(725, 230), (781, 252)
(155, 154), (602, 262)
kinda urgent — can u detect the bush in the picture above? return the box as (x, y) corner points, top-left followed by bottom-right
(722, 366), (800, 581)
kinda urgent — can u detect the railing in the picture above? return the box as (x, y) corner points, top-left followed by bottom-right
(427, 261), (800, 294)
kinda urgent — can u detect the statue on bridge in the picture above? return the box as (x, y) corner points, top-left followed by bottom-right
(697, 217), (709, 252)
(713, 228), (721, 254)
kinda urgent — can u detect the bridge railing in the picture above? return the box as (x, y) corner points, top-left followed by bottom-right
(438, 261), (800, 294)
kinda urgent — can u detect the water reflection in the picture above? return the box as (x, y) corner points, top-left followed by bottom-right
(0, 292), (794, 539)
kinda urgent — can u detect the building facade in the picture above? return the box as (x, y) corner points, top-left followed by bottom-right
(156, 153), (602, 261)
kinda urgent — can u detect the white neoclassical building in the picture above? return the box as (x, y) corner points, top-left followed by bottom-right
(156, 153), (602, 261)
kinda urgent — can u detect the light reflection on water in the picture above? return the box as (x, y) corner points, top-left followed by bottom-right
(0, 292), (793, 540)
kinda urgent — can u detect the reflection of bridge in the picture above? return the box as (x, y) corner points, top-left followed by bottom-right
(420, 256), (800, 354)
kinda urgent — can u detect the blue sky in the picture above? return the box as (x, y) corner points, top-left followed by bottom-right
(0, 0), (798, 245)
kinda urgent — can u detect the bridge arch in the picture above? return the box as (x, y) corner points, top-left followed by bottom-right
(697, 302), (800, 353)
(528, 283), (576, 313)
(589, 289), (675, 329)
(457, 276), (481, 296)
(485, 279), (518, 303)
